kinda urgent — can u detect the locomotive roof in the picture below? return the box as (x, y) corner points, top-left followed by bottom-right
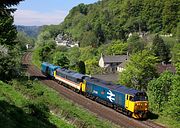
(42, 62), (60, 70)
(85, 77), (142, 96)
(56, 68), (86, 79)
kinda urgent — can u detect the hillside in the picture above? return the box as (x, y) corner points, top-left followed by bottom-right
(16, 25), (42, 38)
(0, 79), (118, 128)
(59, 0), (179, 47)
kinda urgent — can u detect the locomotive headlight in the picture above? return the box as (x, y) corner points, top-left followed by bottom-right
(145, 103), (148, 106)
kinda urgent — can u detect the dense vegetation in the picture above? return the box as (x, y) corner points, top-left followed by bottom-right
(0, 0), (24, 81)
(59, 0), (179, 47)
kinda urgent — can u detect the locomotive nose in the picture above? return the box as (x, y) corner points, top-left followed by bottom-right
(135, 102), (148, 111)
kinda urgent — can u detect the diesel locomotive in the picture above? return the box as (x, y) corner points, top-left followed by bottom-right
(41, 62), (148, 119)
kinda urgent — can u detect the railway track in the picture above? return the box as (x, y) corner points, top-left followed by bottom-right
(22, 52), (166, 128)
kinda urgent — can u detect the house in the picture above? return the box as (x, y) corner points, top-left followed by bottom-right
(99, 54), (128, 73)
(55, 34), (79, 48)
(26, 44), (33, 49)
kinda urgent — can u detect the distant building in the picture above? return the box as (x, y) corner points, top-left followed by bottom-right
(26, 44), (33, 49)
(55, 34), (79, 48)
(99, 54), (128, 73)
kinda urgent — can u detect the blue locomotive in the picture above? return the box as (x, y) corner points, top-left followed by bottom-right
(41, 62), (148, 119)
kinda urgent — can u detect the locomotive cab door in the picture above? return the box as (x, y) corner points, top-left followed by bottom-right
(125, 94), (130, 109)
(125, 94), (134, 112)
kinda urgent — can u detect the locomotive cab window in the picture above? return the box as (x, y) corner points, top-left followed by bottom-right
(77, 79), (83, 83)
(134, 93), (148, 101)
(129, 96), (134, 101)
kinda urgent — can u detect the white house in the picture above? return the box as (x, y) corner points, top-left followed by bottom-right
(99, 54), (128, 73)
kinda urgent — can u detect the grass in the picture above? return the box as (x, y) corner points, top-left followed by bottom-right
(149, 112), (180, 128)
(8, 78), (119, 128)
(0, 80), (76, 128)
(32, 49), (41, 68)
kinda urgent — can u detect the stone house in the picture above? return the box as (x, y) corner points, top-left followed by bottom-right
(99, 54), (128, 73)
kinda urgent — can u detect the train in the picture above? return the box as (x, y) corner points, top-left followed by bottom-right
(41, 62), (148, 119)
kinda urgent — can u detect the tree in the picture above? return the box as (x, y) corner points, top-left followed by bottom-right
(15, 32), (34, 51)
(119, 50), (158, 91)
(0, 0), (24, 81)
(0, 0), (24, 46)
(147, 71), (173, 112)
(171, 43), (180, 64)
(36, 31), (51, 47)
(68, 47), (81, 68)
(127, 33), (145, 54)
(0, 45), (21, 80)
(38, 41), (56, 62)
(164, 74), (180, 121)
(53, 52), (70, 69)
(80, 31), (97, 47)
(77, 61), (86, 74)
(176, 22), (180, 42)
(85, 58), (102, 75)
(106, 40), (128, 55)
(162, 0), (179, 33)
(152, 34), (170, 63)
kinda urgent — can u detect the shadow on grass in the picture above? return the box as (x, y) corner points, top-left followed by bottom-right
(0, 100), (57, 128)
(148, 111), (159, 120)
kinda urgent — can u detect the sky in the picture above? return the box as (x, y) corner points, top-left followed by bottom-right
(13, 0), (98, 26)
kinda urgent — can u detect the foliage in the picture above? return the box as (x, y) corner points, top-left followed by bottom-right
(79, 46), (97, 61)
(163, 74), (180, 121)
(68, 47), (81, 68)
(0, 46), (21, 81)
(85, 58), (103, 75)
(162, 0), (179, 33)
(53, 52), (70, 69)
(152, 34), (170, 63)
(36, 31), (52, 47)
(15, 32), (35, 51)
(119, 50), (158, 91)
(147, 71), (180, 122)
(38, 40), (56, 62)
(171, 43), (180, 64)
(0, 0), (24, 81)
(176, 22), (180, 42)
(127, 34), (145, 54)
(77, 61), (86, 74)
(106, 40), (128, 55)
(147, 71), (173, 112)
(25, 102), (50, 120)
(58, 0), (179, 46)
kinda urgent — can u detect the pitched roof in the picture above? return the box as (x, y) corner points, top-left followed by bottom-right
(117, 61), (127, 68)
(103, 55), (127, 63)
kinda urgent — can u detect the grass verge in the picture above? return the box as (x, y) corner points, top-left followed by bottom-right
(8, 78), (119, 128)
